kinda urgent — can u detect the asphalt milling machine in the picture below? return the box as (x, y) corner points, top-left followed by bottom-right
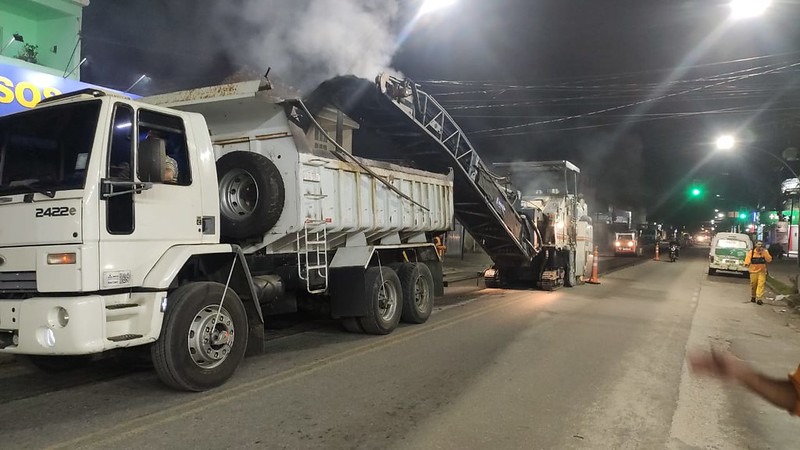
(306, 74), (594, 290)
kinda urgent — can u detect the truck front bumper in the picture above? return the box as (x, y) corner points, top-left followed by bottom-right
(0, 293), (163, 355)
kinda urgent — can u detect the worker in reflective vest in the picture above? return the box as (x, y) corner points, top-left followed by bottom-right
(744, 240), (772, 305)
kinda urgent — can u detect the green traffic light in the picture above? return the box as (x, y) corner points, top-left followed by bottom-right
(739, 213), (747, 220)
(691, 188), (701, 196)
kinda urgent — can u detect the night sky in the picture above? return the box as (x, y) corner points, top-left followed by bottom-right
(81, 0), (800, 228)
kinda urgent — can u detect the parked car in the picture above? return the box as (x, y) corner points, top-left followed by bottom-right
(708, 233), (752, 277)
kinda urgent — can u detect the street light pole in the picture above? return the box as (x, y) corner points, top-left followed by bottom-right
(715, 134), (799, 265)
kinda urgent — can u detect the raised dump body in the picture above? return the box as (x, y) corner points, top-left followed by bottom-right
(144, 80), (454, 256)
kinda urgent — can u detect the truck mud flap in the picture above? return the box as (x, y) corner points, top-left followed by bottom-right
(328, 266), (368, 318)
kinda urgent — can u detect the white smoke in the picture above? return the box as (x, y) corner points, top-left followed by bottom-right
(213, 0), (403, 92)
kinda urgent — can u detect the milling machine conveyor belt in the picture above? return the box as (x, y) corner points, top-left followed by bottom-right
(305, 75), (538, 265)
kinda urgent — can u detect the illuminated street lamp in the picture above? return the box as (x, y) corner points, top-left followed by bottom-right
(715, 134), (736, 151)
(716, 133), (799, 263)
(729, 0), (772, 19)
(420, 0), (457, 15)
(715, 134), (799, 180)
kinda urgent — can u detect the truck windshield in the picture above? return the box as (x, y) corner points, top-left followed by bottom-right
(0, 101), (101, 197)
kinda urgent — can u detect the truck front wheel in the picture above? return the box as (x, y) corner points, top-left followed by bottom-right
(358, 267), (402, 335)
(151, 282), (248, 391)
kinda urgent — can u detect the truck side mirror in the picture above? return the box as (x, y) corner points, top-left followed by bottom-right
(138, 136), (167, 182)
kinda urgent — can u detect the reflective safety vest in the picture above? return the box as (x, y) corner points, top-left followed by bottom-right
(745, 248), (772, 273)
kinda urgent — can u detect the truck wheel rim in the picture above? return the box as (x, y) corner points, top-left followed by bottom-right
(219, 169), (259, 221)
(413, 276), (431, 312)
(378, 281), (399, 321)
(187, 305), (235, 369)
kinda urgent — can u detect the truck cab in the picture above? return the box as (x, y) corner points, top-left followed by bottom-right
(0, 89), (220, 358)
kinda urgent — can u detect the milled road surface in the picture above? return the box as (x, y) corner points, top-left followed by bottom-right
(2, 247), (799, 449)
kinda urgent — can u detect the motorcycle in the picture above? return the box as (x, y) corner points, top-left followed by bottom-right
(669, 243), (679, 262)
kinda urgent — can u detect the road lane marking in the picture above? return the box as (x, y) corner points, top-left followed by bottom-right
(50, 294), (524, 450)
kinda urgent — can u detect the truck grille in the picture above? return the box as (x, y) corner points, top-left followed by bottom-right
(0, 272), (37, 295)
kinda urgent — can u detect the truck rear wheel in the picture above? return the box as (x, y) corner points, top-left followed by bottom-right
(396, 262), (434, 324)
(358, 267), (402, 335)
(217, 152), (285, 240)
(151, 282), (248, 391)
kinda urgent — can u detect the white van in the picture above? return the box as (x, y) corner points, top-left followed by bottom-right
(708, 233), (752, 276)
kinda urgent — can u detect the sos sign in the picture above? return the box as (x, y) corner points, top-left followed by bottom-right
(0, 76), (62, 109)
(0, 62), (123, 116)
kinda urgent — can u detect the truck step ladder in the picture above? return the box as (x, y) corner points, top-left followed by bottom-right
(297, 220), (329, 294)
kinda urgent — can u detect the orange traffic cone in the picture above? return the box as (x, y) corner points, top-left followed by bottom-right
(654, 242), (660, 261)
(587, 246), (600, 285)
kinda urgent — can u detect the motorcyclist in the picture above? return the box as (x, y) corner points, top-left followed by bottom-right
(669, 238), (681, 260)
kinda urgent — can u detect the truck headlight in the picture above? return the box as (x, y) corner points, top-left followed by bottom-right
(614, 241), (621, 247)
(37, 327), (56, 348)
(627, 241), (634, 247)
(47, 253), (76, 265)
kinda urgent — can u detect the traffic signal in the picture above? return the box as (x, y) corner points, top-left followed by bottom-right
(687, 181), (704, 199)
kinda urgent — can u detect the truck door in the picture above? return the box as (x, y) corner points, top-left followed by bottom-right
(98, 104), (203, 290)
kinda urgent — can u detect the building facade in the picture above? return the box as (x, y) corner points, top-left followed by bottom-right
(0, 0), (113, 116)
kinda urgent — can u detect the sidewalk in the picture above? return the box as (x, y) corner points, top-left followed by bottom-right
(766, 257), (800, 295)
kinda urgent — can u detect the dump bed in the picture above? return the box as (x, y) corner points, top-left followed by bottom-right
(144, 81), (454, 254)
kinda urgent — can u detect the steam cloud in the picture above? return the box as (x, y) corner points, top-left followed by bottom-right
(212, 0), (403, 92)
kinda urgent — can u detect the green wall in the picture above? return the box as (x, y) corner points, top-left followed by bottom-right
(0, 0), (84, 79)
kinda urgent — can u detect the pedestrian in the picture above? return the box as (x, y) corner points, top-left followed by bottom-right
(744, 240), (772, 305)
(688, 348), (800, 416)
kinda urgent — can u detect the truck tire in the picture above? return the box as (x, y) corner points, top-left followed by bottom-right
(217, 152), (285, 240)
(357, 267), (402, 335)
(396, 262), (435, 324)
(151, 282), (248, 391)
(18, 355), (92, 373)
(708, 268), (716, 276)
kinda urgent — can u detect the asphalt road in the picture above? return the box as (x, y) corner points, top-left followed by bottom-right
(2, 247), (799, 449)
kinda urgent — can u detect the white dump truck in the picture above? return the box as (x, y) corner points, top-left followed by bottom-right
(0, 78), (453, 390)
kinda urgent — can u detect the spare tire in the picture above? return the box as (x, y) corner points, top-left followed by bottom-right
(217, 152), (285, 240)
